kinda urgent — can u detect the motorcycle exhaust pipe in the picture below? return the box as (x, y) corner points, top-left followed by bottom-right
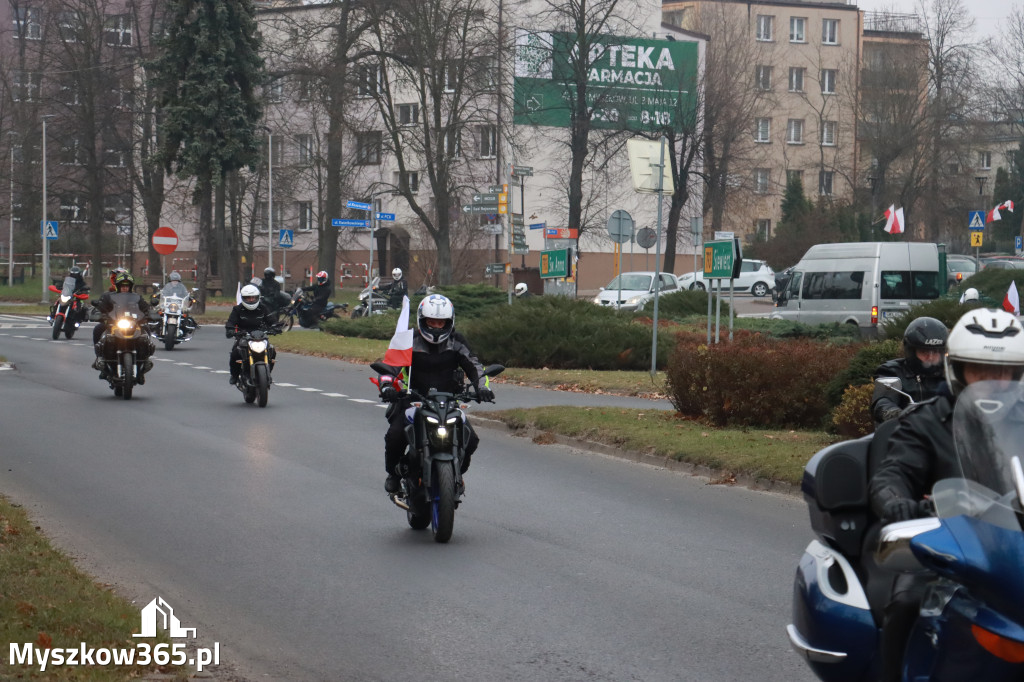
(389, 493), (410, 511)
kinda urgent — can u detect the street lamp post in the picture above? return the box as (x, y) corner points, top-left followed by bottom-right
(7, 132), (15, 288)
(40, 115), (54, 304)
(265, 128), (273, 272)
(365, 189), (398, 284)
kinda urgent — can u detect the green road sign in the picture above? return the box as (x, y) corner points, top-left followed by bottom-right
(473, 193), (501, 203)
(511, 215), (524, 226)
(703, 240), (735, 278)
(511, 164), (533, 176)
(513, 30), (698, 133)
(540, 248), (570, 278)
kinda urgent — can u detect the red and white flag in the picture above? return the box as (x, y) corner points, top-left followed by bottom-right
(1004, 281), (1020, 316)
(987, 199), (1015, 223)
(383, 295), (414, 367)
(883, 205), (905, 235)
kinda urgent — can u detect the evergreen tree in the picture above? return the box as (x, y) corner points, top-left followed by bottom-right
(149, 0), (265, 311)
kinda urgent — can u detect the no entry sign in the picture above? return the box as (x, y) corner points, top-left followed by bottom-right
(152, 226), (178, 255)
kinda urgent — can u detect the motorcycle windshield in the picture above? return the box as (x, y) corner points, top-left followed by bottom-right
(943, 380), (1024, 531)
(107, 292), (144, 320)
(161, 282), (188, 299)
(60, 276), (77, 296)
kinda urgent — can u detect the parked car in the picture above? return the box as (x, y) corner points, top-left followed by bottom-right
(981, 259), (1024, 271)
(946, 254), (978, 289)
(676, 259), (776, 297)
(592, 271), (681, 311)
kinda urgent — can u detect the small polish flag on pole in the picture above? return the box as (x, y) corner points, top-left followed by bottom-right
(883, 205), (905, 234)
(383, 295), (414, 368)
(987, 199), (1015, 223)
(1004, 281), (1020, 316)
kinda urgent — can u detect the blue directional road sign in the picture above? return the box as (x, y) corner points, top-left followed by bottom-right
(529, 222), (547, 230)
(332, 219), (369, 229)
(41, 220), (58, 240)
(346, 200), (372, 211)
(969, 210), (985, 230)
(376, 212), (395, 222)
(278, 229), (294, 249)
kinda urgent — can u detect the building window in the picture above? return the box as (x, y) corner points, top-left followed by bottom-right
(786, 119), (804, 144)
(821, 69), (837, 94)
(297, 201), (313, 231)
(445, 128), (461, 158)
(443, 66), (458, 93)
(103, 143), (127, 168)
(787, 169), (804, 184)
(755, 118), (771, 143)
(753, 168), (770, 194)
(819, 170), (834, 196)
(979, 151), (992, 169)
(788, 67), (805, 92)
(755, 219), (772, 240)
(13, 7), (41, 40)
(479, 125), (497, 158)
(296, 75), (315, 102)
(822, 19), (839, 45)
(13, 71), (41, 102)
(394, 170), (419, 193)
(267, 81), (284, 103)
(258, 202), (284, 230)
(355, 132), (381, 165)
(398, 103), (419, 126)
(270, 136), (285, 166)
(60, 138), (86, 166)
(756, 15), (774, 41)
(60, 195), (86, 223)
(58, 12), (80, 42)
(755, 65), (772, 91)
(821, 120), (837, 146)
(104, 14), (132, 47)
(790, 17), (806, 43)
(357, 64), (382, 97)
(947, 162), (960, 175)
(61, 82), (81, 106)
(477, 55), (498, 90)
(297, 134), (313, 165)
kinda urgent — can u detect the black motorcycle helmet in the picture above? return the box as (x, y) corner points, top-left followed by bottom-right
(903, 316), (948, 376)
(68, 266), (81, 277)
(264, 267), (275, 279)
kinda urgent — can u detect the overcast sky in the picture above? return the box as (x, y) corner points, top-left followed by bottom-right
(854, 0), (1013, 43)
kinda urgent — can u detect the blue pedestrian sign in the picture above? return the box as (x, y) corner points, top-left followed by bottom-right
(376, 212), (395, 222)
(969, 210), (985, 230)
(346, 200), (373, 211)
(332, 219), (369, 229)
(278, 229), (294, 249)
(41, 220), (58, 240)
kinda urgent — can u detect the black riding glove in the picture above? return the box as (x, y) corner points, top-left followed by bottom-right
(478, 387), (495, 402)
(225, 330), (234, 339)
(380, 385), (398, 402)
(880, 407), (902, 422)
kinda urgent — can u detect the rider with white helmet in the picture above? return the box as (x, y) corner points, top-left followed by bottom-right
(382, 267), (408, 309)
(869, 308), (1024, 681)
(225, 284), (278, 385)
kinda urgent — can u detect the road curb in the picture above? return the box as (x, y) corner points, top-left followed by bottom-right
(472, 416), (801, 498)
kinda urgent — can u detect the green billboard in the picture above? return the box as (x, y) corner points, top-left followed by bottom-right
(513, 30), (698, 133)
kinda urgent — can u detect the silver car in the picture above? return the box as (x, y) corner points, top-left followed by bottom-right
(592, 271), (681, 311)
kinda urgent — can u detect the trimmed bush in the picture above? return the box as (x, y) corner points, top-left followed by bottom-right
(433, 283), (509, 318)
(322, 310), (399, 339)
(636, 289), (730, 319)
(462, 295), (675, 370)
(831, 383), (875, 438)
(665, 331), (861, 429)
(825, 337), (897, 407)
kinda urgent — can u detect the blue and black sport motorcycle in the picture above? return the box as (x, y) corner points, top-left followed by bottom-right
(789, 379), (1024, 681)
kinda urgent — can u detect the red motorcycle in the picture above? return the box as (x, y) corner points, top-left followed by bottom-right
(48, 276), (90, 340)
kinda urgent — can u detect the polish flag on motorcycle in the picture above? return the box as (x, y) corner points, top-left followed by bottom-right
(1004, 281), (1021, 316)
(883, 205), (904, 235)
(383, 295), (413, 367)
(987, 199), (1015, 223)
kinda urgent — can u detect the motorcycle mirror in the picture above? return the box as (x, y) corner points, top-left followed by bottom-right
(482, 364), (505, 378)
(877, 376), (915, 404)
(370, 361), (400, 376)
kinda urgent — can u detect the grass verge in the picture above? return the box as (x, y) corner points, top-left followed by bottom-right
(487, 406), (834, 486)
(0, 495), (186, 681)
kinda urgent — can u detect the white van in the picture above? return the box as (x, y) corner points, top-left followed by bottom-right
(769, 242), (941, 335)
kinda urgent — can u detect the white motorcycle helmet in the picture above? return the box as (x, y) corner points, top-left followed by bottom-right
(515, 283), (528, 297)
(417, 294), (454, 344)
(240, 284), (262, 311)
(961, 287), (979, 303)
(392, 267), (403, 281)
(945, 309), (1024, 396)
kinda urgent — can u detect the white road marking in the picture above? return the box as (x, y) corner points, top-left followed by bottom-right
(322, 392), (348, 398)
(348, 398), (376, 404)
(192, 366), (212, 370)
(296, 387), (321, 392)
(275, 382), (297, 387)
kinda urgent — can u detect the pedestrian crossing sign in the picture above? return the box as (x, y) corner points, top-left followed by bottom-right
(278, 229), (294, 248)
(41, 220), (58, 240)
(969, 211), (985, 230)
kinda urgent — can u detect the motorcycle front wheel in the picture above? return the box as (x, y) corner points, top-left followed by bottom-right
(51, 315), (63, 340)
(120, 353), (134, 400)
(351, 308), (365, 319)
(431, 463), (456, 543)
(164, 324), (177, 351)
(255, 364), (269, 408)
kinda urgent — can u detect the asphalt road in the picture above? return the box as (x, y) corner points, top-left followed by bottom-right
(0, 315), (815, 682)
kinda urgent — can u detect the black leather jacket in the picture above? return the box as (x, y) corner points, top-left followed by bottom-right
(225, 302), (277, 335)
(406, 330), (486, 395)
(301, 282), (332, 306)
(871, 358), (946, 423)
(868, 394), (958, 520)
(383, 279), (408, 308)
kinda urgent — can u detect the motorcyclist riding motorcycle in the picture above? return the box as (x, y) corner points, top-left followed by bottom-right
(91, 272), (156, 382)
(260, 267), (282, 301)
(225, 284), (278, 385)
(379, 294), (493, 493)
(380, 268), (408, 310)
(870, 316), (948, 424)
(159, 271), (198, 333)
(107, 266), (127, 292)
(514, 282), (534, 299)
(52, 266), (90, 320)
(868, 308), (1024, 682)
(301, 271), (333, 323)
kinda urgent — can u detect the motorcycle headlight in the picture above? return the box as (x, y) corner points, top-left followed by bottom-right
(116, 318), (134, 331)
(249, 340), (268, 353)
(428, 425), (450, 448)
(426, 416), (439, 424)
(166, 302), (181, 314)
(60, 295), (71, 303)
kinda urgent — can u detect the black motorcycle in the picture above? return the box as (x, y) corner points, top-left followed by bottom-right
(94, 295), (155, 400)
(351, 277), (395, 318)
(280, 289), (348, 330)
(371, 361), (504, 543)
(232, 326), (281, 407)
